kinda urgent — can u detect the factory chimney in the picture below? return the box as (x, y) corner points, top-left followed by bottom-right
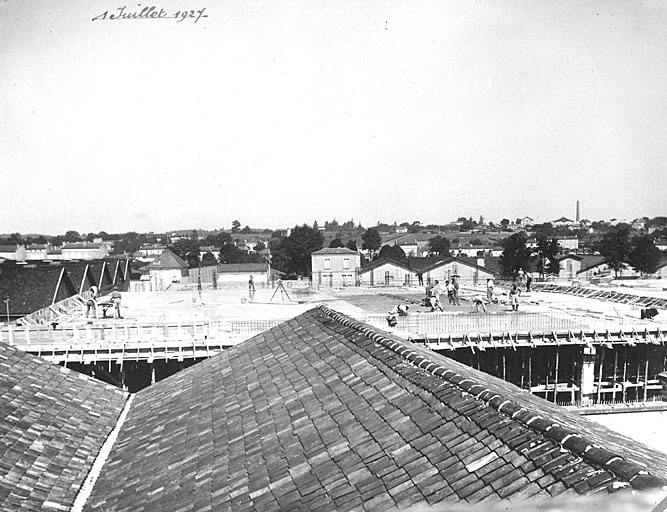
(576, 200), (580, 223)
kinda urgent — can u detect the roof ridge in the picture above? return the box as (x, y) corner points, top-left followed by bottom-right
(316, 304), (667, 492)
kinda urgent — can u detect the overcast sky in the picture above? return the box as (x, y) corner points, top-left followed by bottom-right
(1, 0), (665, 235)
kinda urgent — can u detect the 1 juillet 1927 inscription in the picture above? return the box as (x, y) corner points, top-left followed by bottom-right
(92, 5), (208, 23)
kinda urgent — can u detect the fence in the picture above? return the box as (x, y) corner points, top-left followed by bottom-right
(364, 311), (590, 337)
(0, 318), (293, 364)
(168, 280), (311, 292)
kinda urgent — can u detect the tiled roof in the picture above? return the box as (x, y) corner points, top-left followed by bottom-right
(360, 257), (413, 273)
(406, 256), (448, 271)
(577, 256), (608, 273)
(84, 307), (667, 511)
(0, 342), (128, 511)
(62, 242), (106, 249)
(87, 261), (114, 292)
(150, 248), (188, 270)
(312, 248), (359, 255)
(407, 256), (495, 275)
(0, 264), (77, 316)
(217, 263), (269, 273)
(63, 262), (97, 294)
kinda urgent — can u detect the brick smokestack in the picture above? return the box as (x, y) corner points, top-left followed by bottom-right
(576, 200), (580, 222)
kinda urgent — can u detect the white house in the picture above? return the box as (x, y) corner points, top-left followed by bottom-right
(61, 242), (109, 260)
(557, 236), (579, 251)
(558, 255), (584, 279)
(0, 245), (26, 261)
(311, 248), (361, 287)
(25, 244), (49, 260)
(519, 217), (534, 228)
(138, 245), (167, 258)
(553, 216), (576, 228)
(453, 245), (503, 258)
(147, 248), (189, 291)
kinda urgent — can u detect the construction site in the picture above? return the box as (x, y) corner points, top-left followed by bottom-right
(2, 279), (665, 406)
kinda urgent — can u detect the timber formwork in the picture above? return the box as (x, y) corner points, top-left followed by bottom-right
(531, 282), (667, 309)
(415, 326), (666, 353)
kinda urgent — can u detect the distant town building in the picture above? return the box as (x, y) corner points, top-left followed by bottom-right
(0, 245), (26, 261)
(146, 249), (189, 291)
(553, 216), (576, 228)
(61, 242), (109, 260)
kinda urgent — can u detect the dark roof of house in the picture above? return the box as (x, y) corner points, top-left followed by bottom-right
(360, 257), (413, 273)
(82, 306), (667, 511)
(407, 256), (495, 275)
(87, 261), (114, 289)
(62, 242), (106, 250)
(0, 264), (76, 316)
(217, 263), (269, 273)
(150, 248), (188, 270)
(0, 342), (128, 511)
(63, 262), (96, 294)
(312, 248), (359, 255)
(407, 256), (449, 271)
(0, 245), (19, 253)
(577, 256), (608, 274)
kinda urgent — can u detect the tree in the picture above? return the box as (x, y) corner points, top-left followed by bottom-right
(201, 251), (218, 267)
(241, 225), (252, 234)
(63, 230), (82, 243)
(428, 235), (450, 256)
(596, 224), (632, 277)
(254, 241), (266, 252)
(313, 220), (319, 230)
(281, 224), (324, 276)
(231, 220), (241, 234)
(206, 232), (232, 247)
(218, 241), (243, 264)
(499, 232), (532, 278)
(329, 237), (344, 248)
(628, 235), (662, 275)
(171, 239), (201, 269)
(459, 217), (477, 232)
(6, 232), (23, 245)
(535, 235), (560, 277)
(532, 223), (556, 237)
(500, 219), (510, 227)
(361, 228), (382, 255)
(345, 239), (358, 251)
(378, 244), (407, 262)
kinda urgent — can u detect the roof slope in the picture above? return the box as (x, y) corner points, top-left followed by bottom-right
(150, 248), (188, 270)
(0, 342), (128, 511)
(217, 262), (268, 273)
(0, 264), (76, 316)
(64, 262), (97, 294)
(85, 307), (667, 511)
(312, 248), (359, 255)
